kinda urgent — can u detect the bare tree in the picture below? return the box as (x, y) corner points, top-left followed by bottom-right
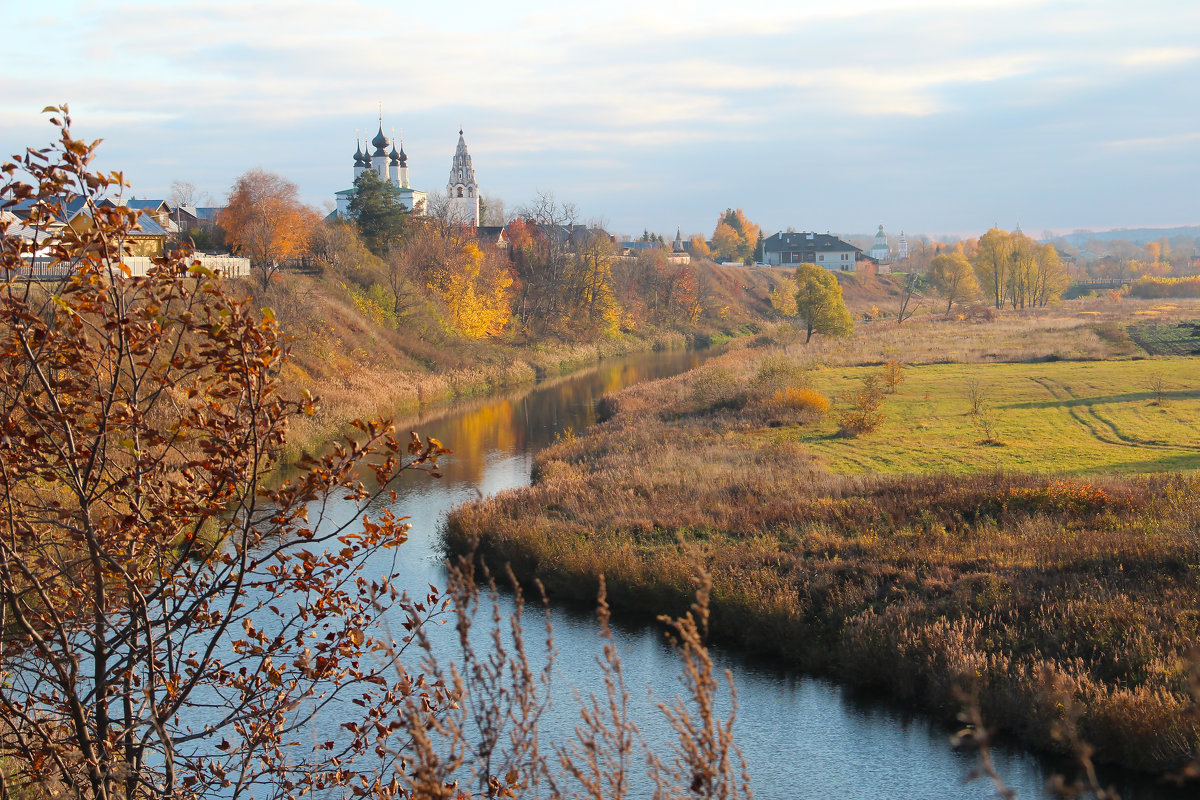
(167, 179), (198, 208)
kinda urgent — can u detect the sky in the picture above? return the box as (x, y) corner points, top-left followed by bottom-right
(1, 0), (1197, 240)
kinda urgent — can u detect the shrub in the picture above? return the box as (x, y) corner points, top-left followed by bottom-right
(881, 359), (904, 394)
(836, 375), (886, 436)
(996, 480), (1119, 516)
(1129, 275), (1200, 299)
(689, 366), (746, 412)
(749, 354), (810, 400)
(769, 387), (831, 421)
(1092, 321), (1130, 345)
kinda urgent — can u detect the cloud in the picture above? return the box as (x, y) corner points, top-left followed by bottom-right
(1117, 47), (1200, 68)
(5, 0), (1198, 233)
(1104, 132), (1200, 150)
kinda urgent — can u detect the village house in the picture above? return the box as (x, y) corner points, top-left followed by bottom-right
(761, 231), (863, 271)
(6, 196), (248, 279)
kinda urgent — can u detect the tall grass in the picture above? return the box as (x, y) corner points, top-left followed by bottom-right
(444, 338), (1200, 775)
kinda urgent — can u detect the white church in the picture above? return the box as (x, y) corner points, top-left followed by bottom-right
(335, 117), (480, 226)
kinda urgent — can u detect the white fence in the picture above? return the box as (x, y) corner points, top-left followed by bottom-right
(11, 254), (250, 281)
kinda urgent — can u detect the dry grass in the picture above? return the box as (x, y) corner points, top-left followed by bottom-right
(243, 273), (699, 462)
(444, 314), (1200, 775)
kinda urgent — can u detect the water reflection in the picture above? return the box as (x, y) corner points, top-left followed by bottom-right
(318, 349), (1186, 800)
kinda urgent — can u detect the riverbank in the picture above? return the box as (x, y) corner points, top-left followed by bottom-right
(246, 268), (782, 464)
(444, 306), (1200, 777)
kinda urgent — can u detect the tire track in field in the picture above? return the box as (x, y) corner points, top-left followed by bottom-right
(1027, 376), (1124, 447)
(1028, 376), (1200, 452)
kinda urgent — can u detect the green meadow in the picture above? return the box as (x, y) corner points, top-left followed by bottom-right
(771, 358), (1200, 474)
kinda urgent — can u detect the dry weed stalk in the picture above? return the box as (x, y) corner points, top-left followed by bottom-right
(553, 577), (641, 800)
(650, 576), (752, 800)
(381, 560), (555, 799)
(952, 687), (1018, 800)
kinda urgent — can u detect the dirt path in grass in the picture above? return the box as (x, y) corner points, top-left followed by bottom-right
(1028, 375), (1198, 451)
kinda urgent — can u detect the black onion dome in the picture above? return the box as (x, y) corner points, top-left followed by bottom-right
(389, 142), (401, 165)
(353, 141), (364, 165)
(371, 125), (389, 153)
(398, 143), (408, 166)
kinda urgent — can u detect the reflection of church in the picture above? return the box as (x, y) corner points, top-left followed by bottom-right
(335, 117), (480, 226)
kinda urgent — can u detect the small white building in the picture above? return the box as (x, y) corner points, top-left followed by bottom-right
(762, 231), (862, 271)
(871, 224), (890, 262)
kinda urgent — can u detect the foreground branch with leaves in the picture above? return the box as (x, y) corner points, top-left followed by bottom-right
(0, 107), (455, 800)
(0, 108), (754, 800)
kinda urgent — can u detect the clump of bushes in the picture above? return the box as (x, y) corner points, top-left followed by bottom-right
(769, 387), (831, 422)
(836, 375), (886, 436)
(748, 354), (811, 401)
(688, 366), (746, 413)
(1092, 321), (1130, 346)
(995, 479), (1122, 516)
(1129, 275), (1200, 299)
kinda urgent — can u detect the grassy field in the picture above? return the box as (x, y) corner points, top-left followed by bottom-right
(444, 308), (1200, 775)
(774, 358), (1200, 474)
(1126, 321), (1200, 356)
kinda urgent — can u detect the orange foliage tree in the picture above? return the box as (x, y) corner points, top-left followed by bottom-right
(220, 167), (319, 289)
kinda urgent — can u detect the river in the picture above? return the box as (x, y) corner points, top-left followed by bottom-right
(323, 348), (1186, 799)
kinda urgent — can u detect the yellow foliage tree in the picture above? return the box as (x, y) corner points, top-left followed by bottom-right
(432, 242), (513, 338)
(711, 222), (742, 262)
(769, 275), (798, 317)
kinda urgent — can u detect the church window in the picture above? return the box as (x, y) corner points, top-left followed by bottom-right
(468, 187), (474, 197)
(457, 186), (464, 198)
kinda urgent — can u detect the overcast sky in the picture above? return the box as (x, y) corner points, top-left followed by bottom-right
(2, 0), (1197, 239)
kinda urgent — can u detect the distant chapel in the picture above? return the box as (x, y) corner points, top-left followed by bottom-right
(335, 117), (481, 226)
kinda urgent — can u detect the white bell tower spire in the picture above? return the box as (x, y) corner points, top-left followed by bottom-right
(446, 128), (479, 226)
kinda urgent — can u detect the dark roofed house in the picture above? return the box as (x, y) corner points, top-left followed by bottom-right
(475, 225), (509, 249)
(762, 231), (862, 271)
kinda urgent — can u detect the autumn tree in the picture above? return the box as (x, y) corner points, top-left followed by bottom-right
(972, 227), (1012, 309)
(0, 107), (454, 800)
(567, 226), (621, 336)
(769, 274), (798, 318)
(927, 247), (980, 315)
(1029, 242), (1069, 307)
(710, 208), (760, 263)
(510, 192), (581, 336)
(895, 271), (928, 324)
(688, 234), (712, 260)
(971, 228), (1069, 310)
(792, 262), (854, 343)
(396, 221), (513, 338)
(220, 167), (319, 289)
(633, 247), (701, 327)
(167, 179), (199, 208)
(347, 167), (410, 256)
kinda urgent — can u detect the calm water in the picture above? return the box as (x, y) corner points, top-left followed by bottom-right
(315, 349), (1186, 799)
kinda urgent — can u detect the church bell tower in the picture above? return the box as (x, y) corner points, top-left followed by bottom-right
(446, 128), (479, 226)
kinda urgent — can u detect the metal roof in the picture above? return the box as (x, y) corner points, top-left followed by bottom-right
(763, 232), (862, 253)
